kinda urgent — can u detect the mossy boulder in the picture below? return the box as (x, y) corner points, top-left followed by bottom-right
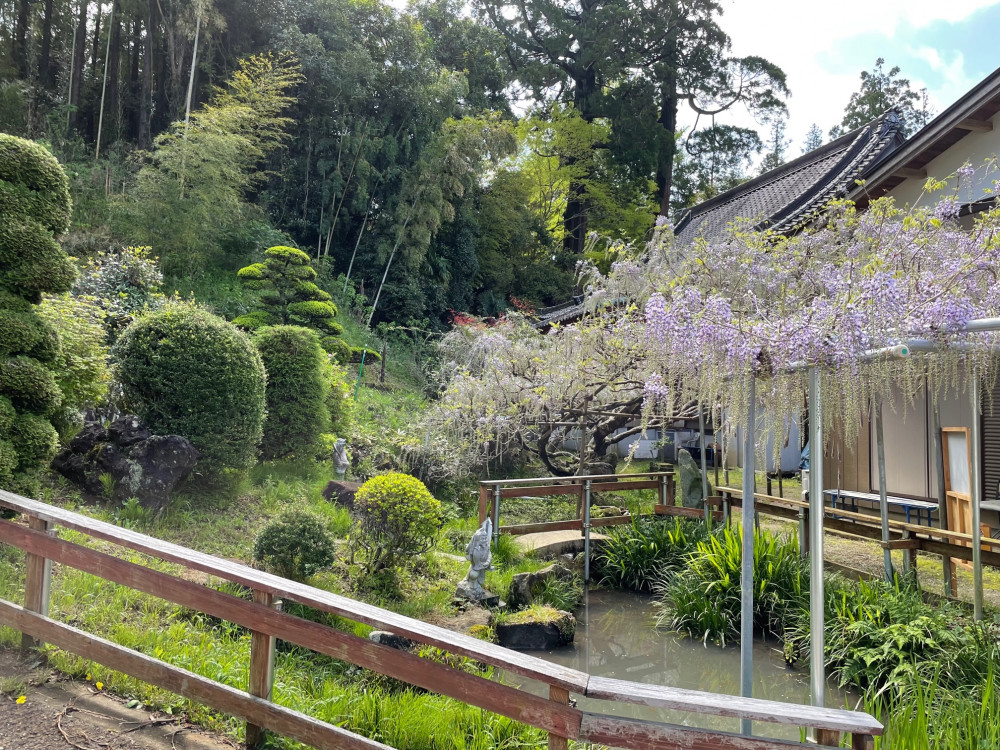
(492, 606), (576, 650)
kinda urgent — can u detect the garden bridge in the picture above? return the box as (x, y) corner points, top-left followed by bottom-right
(0, 488), (881, 750)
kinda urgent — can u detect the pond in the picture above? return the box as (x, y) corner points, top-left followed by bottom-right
(518, 588), (856, 743)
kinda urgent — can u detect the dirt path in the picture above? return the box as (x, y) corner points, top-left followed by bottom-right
(0, 649), (237, 750)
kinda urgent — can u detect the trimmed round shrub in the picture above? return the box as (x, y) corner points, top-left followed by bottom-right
(253, 325), (330, 460)
(8, 413), (59, 467)
(114, 303), (266, 472)
(324, 337), (351, 366)
(253, 511), (337, 581)
(0, 133), (71, 233)
(352, 473), (443, 573)
(0, 221), (77, 301)
(0, 355), (62, 414)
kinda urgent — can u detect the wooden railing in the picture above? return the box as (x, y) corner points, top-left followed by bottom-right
(478, 471), (678, 533)
(717, 486), (1000, 573)
(0, 489), (882, 750)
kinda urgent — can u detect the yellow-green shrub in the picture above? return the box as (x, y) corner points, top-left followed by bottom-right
(352, 473), (443, 573)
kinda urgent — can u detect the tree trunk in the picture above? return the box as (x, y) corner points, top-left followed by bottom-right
(656, 35), (680, 217)
(561, 68), (598, 254)
(68, 0), (87, 131)
(91, 2), (102, 72)
(137, 0), (154, 147)
(107, 0), (121, 140)
(128, 19), (141, 140)
(40, 0), (54, 86)
(13, 0), (31, 79)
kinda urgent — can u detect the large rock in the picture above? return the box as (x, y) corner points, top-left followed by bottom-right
(51, 416), (198, 515)
(507, 563), (575, 610)
(493, 608), (576, 650)
(678, 449), (713, 509)
(321, 480), (362, 511)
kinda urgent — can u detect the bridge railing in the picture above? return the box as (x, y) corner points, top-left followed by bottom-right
(0, 489), (882, 750)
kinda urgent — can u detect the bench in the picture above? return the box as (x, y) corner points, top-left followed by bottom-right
(823, 489), (938, 526)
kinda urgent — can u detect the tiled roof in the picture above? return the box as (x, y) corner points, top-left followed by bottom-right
(674, 111), (906, 245)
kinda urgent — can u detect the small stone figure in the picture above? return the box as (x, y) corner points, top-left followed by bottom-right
(456, 518), (500, 606)
(333, 438), (349, 480)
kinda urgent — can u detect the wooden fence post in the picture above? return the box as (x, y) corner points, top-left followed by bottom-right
(247, 590), (280, 749)
(852, 732), (874, 750)
(816, 729), (840, 747)
(798, 507), (809, 559)
(21, 516), (54, 652)
(548, 685), (570, 750)
(478, 484), (490, 525)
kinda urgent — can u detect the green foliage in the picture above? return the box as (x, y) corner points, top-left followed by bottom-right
(116, 53), (303, 274)
(37, 295), (110, 415)
(832, 58), (931, 138)
(655, 526), (806, 645)
(253, 510), (337, 582)
(0, 133), (71, 233)
(0, 355), (61, 412)
(236, 246), (344, 349)
(324, 361), (353, 439)
(253, 325), (331, 460)
(594, 516), (716, 592)
(352, 473), (443, 573)
(0, 220), (77, 302)
(534, 575), (583, 611)
(114, 303), (266, 472)
(71, 247), (165, 341)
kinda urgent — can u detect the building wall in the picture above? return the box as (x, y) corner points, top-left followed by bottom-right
(884, 112), (1000, 210)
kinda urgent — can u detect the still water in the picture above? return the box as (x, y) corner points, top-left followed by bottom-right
(518, 588), (855, 742)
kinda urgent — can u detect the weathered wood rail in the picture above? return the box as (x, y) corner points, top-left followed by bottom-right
(0, 489), (882, 750)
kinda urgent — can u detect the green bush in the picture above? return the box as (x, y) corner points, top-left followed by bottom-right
(655, 525), (806, 645)
(0, 221), (77, 301)
(253, 511), (337, 581)
(352, 473), (443, 573)
(0, 134), (72, 232)
(254, 325), (331, 460)
(114, 303), (266, 472)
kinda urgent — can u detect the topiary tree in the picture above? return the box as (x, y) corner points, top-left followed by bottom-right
(0, 134), (77, 495)
(253, 510), (337, 581)
(114, 302), (266, 473)
(234, 246), (344, 352)
(253, 325), (331, 460)
(352, 472), (443, 573)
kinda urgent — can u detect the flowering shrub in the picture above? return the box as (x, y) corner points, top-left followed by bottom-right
(422, 164), (1000, 471)
(352, 473), (443, 573)
(72, 246), (164, 341)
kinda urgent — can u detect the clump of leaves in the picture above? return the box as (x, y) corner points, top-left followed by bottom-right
(351, 472), (443, 575)
(594, 516), (715, 592)
(253, 510), (336, 582)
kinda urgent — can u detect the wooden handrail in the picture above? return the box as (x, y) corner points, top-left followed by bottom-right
(0, 489), (881, 749)
(480, 471), (674, 486)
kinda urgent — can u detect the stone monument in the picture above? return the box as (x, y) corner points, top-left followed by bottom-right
(333, 438), (349, 480)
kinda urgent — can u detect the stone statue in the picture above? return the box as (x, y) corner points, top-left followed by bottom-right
(456, 518), (500, 606)
(333, 438), (349, 480)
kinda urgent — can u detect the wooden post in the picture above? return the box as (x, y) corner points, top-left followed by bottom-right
(798, 507), (809, 559)
(851, 732), (874, 750)
(547, 685), (570, 750)
(21, 516), (54, 652)
(247, 591), (280, 749)
(816, 729), (840, 747)
(478, 484), (490, 525)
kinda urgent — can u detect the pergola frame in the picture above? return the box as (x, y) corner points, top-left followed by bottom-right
(734, 316), (1000, 736)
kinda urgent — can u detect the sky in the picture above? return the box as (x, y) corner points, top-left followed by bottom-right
(709, 0), (1000, 154)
